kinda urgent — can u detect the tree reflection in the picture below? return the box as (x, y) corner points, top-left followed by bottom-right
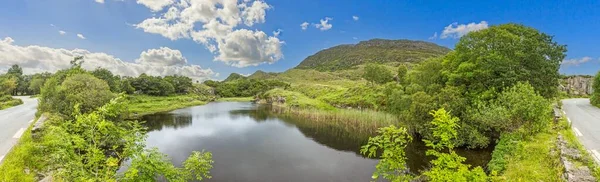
(141, 113), (193, 132)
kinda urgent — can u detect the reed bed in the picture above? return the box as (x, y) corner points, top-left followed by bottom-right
(268, 105), (402, 135)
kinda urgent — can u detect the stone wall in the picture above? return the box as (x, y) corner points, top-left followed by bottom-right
(560, 76), (594, 96)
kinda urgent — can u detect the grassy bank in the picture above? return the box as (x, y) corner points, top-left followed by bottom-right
(125, 94), (210, 117)
(217, 97), (254, 102)
(489, 125), (563, 181)
(558, 117), (600, 179)
(0, 116), (41, 182)
(0, 95), (23, 110)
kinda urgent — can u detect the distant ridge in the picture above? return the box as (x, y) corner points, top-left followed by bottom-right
(295, 39), (450, 71)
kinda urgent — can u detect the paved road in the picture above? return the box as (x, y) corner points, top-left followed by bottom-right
(562, 98), (600, 164)
(0, 96), (38, 163)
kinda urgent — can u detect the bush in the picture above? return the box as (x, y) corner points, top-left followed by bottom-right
(591, 71), (600, 107)
(39, 73), (114, 116)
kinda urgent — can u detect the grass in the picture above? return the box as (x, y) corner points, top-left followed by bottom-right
(217, 97), (254, 102)
(0, 95), (23, 110)
(491, 127), (563, 181)
(558, 117), (600, 179)
(260, 88), (336, 110)
(125, 94), (209, 117)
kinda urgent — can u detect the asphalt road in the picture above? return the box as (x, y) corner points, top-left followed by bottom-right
(562, 98), (600, 164)
(0, 96), (38, 163)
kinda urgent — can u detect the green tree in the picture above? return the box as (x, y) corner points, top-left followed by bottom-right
(92, 67), (121, 93)
(361, 126), (413, 182)
(422, 108), (488, 182)
(363, 63), (394, 85)
(39, 73), (114, 117)
(591, 71), (600, 107)
(0, 76), (17, 95)
(7, 64), (23, 95)
(397, 64), (408, 83)
(28, 78), (45, 95)
(443, 24), (566, 98)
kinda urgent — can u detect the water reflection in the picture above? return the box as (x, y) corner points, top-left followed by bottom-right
(141, 102), (491, 181)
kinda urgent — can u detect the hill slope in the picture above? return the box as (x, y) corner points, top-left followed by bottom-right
(295, 39), (451, 71)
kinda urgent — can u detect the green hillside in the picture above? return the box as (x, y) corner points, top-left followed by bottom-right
(295, 39), (451, 71)
(248, 70), (279, 80)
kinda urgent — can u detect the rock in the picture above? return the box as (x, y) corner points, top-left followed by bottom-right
(560, 76), (594, 96)
(557, 134), (597, 182)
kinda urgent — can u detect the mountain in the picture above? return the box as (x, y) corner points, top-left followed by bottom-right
(223, 73), (246, 82)
(248, 70), (279, 80)
(295, 39), (451, 71)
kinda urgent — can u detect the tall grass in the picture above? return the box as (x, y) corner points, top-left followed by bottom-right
(268, 105), (401, 136)
(0, 95), (23, 110)
(125, 94), (210, 118)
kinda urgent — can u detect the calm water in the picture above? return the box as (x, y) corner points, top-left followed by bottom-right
(141, 102), (491, 181)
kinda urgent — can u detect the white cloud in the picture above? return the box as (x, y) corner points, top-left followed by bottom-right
(136, 0), (174, 12)
(440, 21), (488, 39)
(134, 0), (282, 68)
(241, 0), (271, 26)
(314, 17), (333, 31)
(428, 32), (437, 40)
(300, 22), (309, 30)
(95, 0), (105, 3)
(273, 29), (282, 37)
(215, 29), (283, 67)
(352, 15), (359, 21)
(50, 24), (55, 27)
(562, 57), (593, 66)
(77, 34), (86, 39)
(136, 47), (187, 66)
(0, 37), (215, 81)
(352, 37), (357, 40)
(59, 31), (67, 35)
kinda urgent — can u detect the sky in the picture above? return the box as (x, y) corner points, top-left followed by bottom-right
(0, 0), (598, 81)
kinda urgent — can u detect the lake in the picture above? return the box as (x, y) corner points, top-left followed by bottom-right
(141, 102), (491, 181)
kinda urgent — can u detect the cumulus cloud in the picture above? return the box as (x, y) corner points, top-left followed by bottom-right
(428, 32), (437, 40)
(314, 17), (333, 31)
(440, 21), (488, 39)
(59, 31), (67, 35)
(300, 22), (309, 30)
(136, 47), (187, 66)
(134, 0), (283, 67)
(352, 15), (359, 21)
(77, 34), (86, 39)
(136, 0), (174, 12)
(562, 57), (593, 66)
(0, 37), (215, 81)
(95, 0), (104, 3)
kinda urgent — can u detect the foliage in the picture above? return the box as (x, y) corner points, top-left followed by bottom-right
(164, 75), (193, 94)
(363, 63), (394, 84)
(0, 95), (23, 110)
(92, 67), (122, 93)
(422, 108), (488, 182)
(210, 77), (289, 98)
(0, 75), (18, 95)
(28, 78), (45, 95)
(259, 88), (335, 110)
(125, 94), (210, 117)
(396, 64), (408, 83)
(39, 73), (114, 117)
(443, 23), (566, 98)
(129, 74), (177, 96)
(296, 39), (450, 71)
(360, 126), (413, 182)
(591, 70), (600, 107)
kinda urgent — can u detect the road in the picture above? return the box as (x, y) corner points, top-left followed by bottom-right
(562, 98), (600, 164)
(0, 96), (38, 163)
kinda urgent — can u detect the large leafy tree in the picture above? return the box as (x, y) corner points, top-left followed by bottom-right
(443, 23), (566, 98)
(363, 63), (394, 85)
(591, 71), (600, 107)
(7, 64), (23, 95)
(92, 67), (122, 93)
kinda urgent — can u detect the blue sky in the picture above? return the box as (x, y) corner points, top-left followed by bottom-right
(0, 0), (598, 80)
